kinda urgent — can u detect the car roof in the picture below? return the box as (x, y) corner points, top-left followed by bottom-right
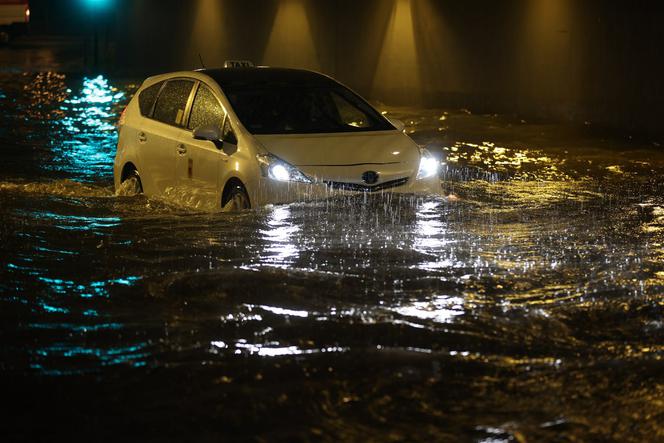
(198, 67), (337, 89)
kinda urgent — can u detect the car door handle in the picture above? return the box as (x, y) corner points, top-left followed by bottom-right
(177, 144), (187, 155)
(138, 132), (147, 143)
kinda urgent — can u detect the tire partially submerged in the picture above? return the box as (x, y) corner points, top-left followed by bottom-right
(117, 169), (143, 197)
(222, 184), (250, 211)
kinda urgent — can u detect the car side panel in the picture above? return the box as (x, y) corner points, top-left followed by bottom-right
(176, 133), (226, 211)
(134, 118), (180, 197)
(217, 139), (261, 209)
(114, 96), (141, 191)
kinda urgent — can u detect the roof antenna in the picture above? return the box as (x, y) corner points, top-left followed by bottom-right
(198, 53), (206, 70)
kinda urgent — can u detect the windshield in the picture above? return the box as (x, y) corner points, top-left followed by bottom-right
(224, 83), (394, 135)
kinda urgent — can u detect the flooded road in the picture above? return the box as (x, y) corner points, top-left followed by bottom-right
(1, 73), (663, 442)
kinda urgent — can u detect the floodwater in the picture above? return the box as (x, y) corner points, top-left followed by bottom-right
(1, 72), (663, 442)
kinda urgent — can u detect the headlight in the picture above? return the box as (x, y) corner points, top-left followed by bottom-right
(417, 149), (439, 179)
(257, 154), (312, 184)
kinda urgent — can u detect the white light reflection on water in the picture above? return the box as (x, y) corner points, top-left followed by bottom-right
(413, 199), (455, 270)
(393, 295), (465, 324)
(211, 339), (347, 357)
(260, 206), (301, 266)
(253, 304), (310, 318)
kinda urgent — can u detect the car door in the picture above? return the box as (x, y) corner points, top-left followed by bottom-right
(142, 79), (195, 197)
(176, 83), (228, 210)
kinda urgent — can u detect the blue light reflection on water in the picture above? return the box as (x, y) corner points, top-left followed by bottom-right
(1, 189), (147, 374)
(3, 74), (135, 374)
(46, 75), (127, 180)
(7, 269), (148, 374)
(19, 209), (122, 231)
(40, 304), (70, 314)
(32, 275), (142, 298)
(31, 343), (150, 376)
(29, 322), (124, 331)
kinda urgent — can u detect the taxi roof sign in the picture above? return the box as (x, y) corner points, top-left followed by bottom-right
(224, 60), (255, 68)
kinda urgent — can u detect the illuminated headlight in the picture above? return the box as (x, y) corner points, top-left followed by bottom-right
(417, 149), (439, 179)
(257, 154), (312, 184)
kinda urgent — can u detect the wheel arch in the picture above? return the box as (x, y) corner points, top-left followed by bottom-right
(221, 176), (250, 208)
(120, 162), (139, 182)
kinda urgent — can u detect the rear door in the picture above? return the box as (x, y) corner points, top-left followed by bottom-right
(142, 79), (195, 197)
(176, 82), (228, 210)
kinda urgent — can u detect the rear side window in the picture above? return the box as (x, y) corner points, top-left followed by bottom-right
(153, 80), (194, 126)
(138, 82), (162, 117)
(188, 85), (225, 130)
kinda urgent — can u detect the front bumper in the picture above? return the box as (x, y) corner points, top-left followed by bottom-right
(252, 174), (440, 206)
(325, 177), (410, 193)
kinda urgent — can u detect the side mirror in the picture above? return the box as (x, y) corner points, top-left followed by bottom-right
(193, 124), (238, 155)
(193, 124), (223, 145)
(387, 117), (406, 132)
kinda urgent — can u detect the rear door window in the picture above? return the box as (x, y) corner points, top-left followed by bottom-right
(187, 84), (225, 130)
(138, 82), (162, 117)
(153, 80), (194, 127)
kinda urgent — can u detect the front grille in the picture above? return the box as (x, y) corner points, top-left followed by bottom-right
(324, 177), (409, 193)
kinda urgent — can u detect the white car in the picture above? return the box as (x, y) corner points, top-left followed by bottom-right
(114, 63), (440, 210)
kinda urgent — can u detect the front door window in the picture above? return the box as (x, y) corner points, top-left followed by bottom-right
(188, 84), (225, 130)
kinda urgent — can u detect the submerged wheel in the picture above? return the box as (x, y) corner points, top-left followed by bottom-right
(119, 169), (143, 196)
(223, 184), (251, 211)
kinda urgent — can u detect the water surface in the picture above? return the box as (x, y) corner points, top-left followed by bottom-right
(1, 73), (663, 442)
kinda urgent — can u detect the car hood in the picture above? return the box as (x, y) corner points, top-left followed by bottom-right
(254, 131), (420, 183)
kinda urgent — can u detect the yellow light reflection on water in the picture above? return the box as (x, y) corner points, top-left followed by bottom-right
(23, 72), (69, 120)
(444, 141), (570, 181)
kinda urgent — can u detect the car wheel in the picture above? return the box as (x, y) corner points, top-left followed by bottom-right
(118, 169), (143, 196)
(224, 185), (251, 211)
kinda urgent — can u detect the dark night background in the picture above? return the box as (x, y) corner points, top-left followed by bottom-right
(22, 0), (664, 139)
(2, 1), (664, 442)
